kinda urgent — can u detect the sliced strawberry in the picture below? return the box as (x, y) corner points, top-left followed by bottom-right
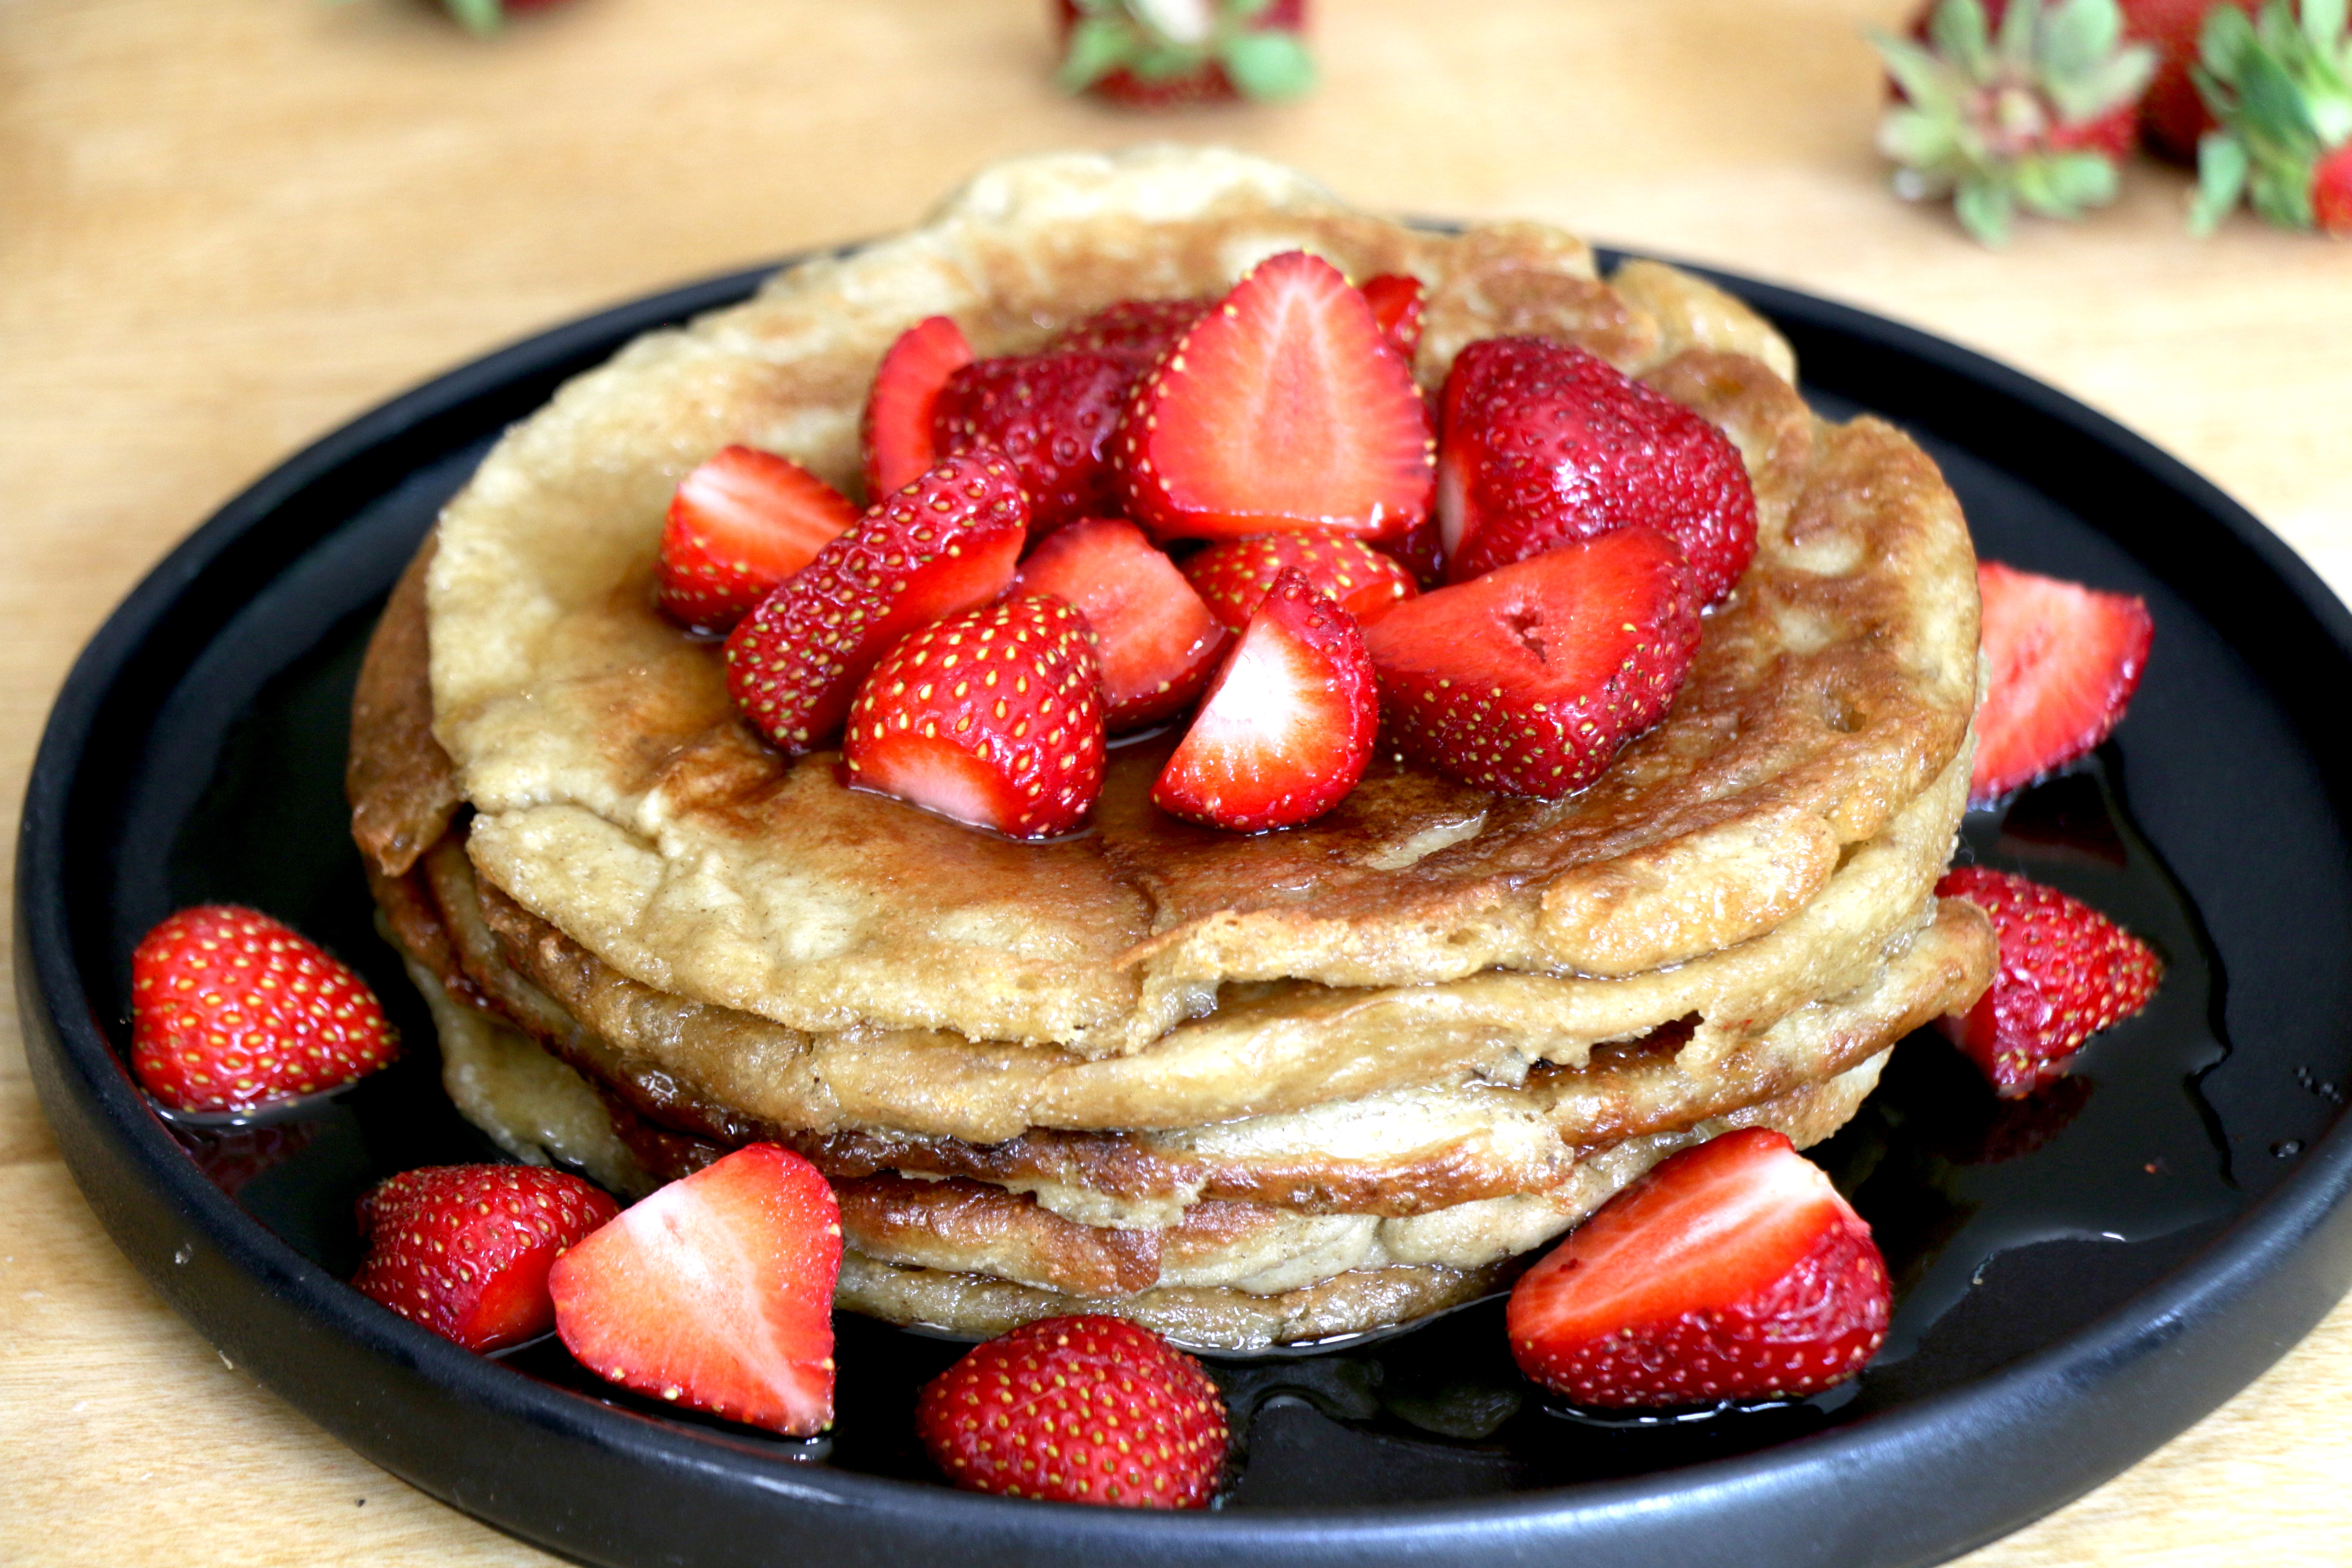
(843, 595), (1107, 839)
(724, 452), (1026, 753)
(932, 352), (1130, 538)
(1363, 529), (1699, 798)
(549, 1144), (841, 1436)
(916, 1314), (1229, 1507)
(1117, 251), (1434, 543)
(1972, 560), (2153, 806)
(1438, 337), (1756, 602)
(1181, 531), (1418, 633)
(1507, 1127), (1892, 1407)
(1936, 866), (2162, 1097)
(1047, 297), (1212, 375)
(1359, 272), (1426, 358)
(1013, 518), (1228, 730)
(353, 1165), (619, 1353)
(861, 315), (974, 500)
(656, 446), (860, 633)
(130, 905), (398, 1113)
(1153, 568), (1376, 832)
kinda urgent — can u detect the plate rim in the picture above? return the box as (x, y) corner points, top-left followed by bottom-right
(18, 252), (2352, 1568)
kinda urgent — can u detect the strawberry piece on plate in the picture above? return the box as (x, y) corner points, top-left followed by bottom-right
(844, 594), (1107, 839)
(1438, 336), (1757, 602)
(1972, 559), (2153, 806)
(130, 905), (398, 1113)
(1153, 567), (1377, 833)
(1181, 531), (1418, 632)
(1363, 528), (1700, 798)
(1936, 865), (2162, 1097)
(916, 1314), (1228, 1507)
(353, 1165), (619, 1353)
(549, 1144), (842, 1437)
(1118, 250), (1434, 543)
(1013, 518), (1228, 730)
(932, 352), (1131, 537)
(657, 445), (859, 633)
(1507, 1127), (1893, 1407)
(724, 451), (1027, 753)
(1047, 297), (1211, 375)
(862, 315), (974, 500)
(1358, 272), (1427, 358)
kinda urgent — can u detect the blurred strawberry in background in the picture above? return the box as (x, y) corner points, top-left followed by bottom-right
(439, 0), (572, 33)
(1056, 0), (1315, 107)
(2190, 0), (2352, 234)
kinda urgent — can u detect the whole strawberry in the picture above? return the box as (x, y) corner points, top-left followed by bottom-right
(1508, 1128), (1893, 1408)
(916, 1314), (1229, 1507)
(1873, 0), (2158, 245)
(353, 1165), (619, 1353)
(1055, 0), (1314, 109)
(932, 352), (1131, 538)
(2189, 0), (2352, 234)
(130, 905), (398, 1113)
(1936, 866), (2162, 1096)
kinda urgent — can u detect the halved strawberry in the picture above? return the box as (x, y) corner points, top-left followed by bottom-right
(1152, 567), (1377, 832)
(724, 452), (1026, 753)
(843, 595), (1107, 839)
(1181, 531), (1418, 632)
(1363, 529), (1699, 798)
(1117, 251), (1434, 543)
(862, 315), (974, 500)
(656, 446), (860, 633)
(549, 1144), (841, 1436)
(1437, 337), (1757, 603)
(1047, 297), (1211, 375)
(932, 352), (1130, 538)
(1972, 560), (2153, 806)
(1936, 865), (2162, 1097)
(1507, 1127), (1892, 1407)
(1359, 272), (1426, 358)
(1013, 518), (1228, 730)
(354, 1165), (619, 1353)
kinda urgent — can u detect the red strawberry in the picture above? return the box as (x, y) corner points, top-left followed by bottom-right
(1874, 0), (2156, 245)
(549, 1144), (841, 1436)
(1935, 866), (2162, 1096)
(353, 1165), (619, 1354)
(932, 352), (1131, 538)
(1118, 251), (1434, 544)
(1374, 516), (1446, 589)
(915, 1314), (1228, 1507)
(1437, 337), (1756, 603)
(1359, 273), (1427, 358)
(1152, 567), (1377, 832)
(130, 905), (398, 1113)
(724, 452), (1027, 753)
(862, 316), (974, 500)
(657, 446), (860, 634)
(1046, 297), (1212, 374)
(2190, 0), (2352, 234)
(1055, 0), (1314, 110)
(2125, 0), (2261, 159)
(1363, 529), (1700, 799)
(1181, 531), (1418, 633)
(1972, 559), (2153, 805)
(1508, 1128), (1891, 1407)
(843, 595), (1108, 839)
(1012, 518), (1228, 730)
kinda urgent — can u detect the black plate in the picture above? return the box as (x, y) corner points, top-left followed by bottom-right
(21, 256), (2352, 1568)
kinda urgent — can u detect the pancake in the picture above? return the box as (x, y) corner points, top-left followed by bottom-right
(421, 146), (1980, 1059)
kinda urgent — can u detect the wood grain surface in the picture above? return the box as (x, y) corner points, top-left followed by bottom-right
(2, 1), (2347, 1562)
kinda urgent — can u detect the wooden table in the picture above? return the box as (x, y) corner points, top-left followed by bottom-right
(3, 0), (2347, 1561)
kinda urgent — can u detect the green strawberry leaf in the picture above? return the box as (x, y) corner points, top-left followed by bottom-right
(1956, 176), (2017, 243)
(1059, 15), (1144, 91)
(1873, 34), (1969, 119)
(2190, 131), (2251, 233)
(1994, 0), (2042, 71)
(2304, 0), (2347, 55)
(1930, 0), (1995, 80)
(2041, 0), (2122, 84)
(2049, 42), (2155, 121)
(1225, 0), (1279, 19)
(444, 0), (504, 34)
(2200, 3), (2259, 81)
(1879, 105), (1965, 175)
(1219, 29), (1316, 100)
(1129, 41), (1210, 80)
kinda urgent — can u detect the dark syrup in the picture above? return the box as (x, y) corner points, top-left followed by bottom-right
(156, 606), (2246, 1507)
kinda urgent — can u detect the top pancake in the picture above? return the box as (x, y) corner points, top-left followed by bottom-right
(426, 146), (1979, 1057)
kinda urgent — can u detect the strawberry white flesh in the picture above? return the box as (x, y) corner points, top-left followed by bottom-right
(1972, 560), (2153, 805)
(549, 1144), (841, 1436)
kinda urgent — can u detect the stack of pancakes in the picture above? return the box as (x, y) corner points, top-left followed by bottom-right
(348, 148), (1995, 1352)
